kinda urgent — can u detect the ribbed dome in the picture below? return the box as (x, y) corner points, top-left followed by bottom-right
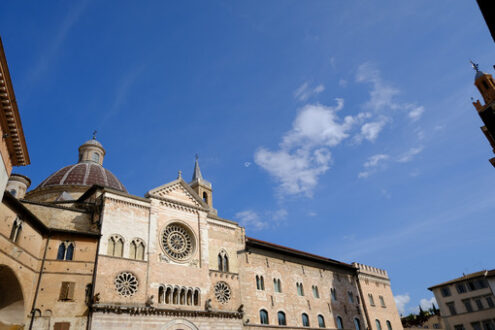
(37, 162), (126, 192)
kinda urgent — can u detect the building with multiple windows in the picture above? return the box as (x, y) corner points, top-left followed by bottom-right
(428, 270), (495, 330)
(0, 40), (403, 330)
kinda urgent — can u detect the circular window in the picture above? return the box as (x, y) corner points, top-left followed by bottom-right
(114, 272), (138, 297)
(161, 223), (195, 261)
(214, 281), (231, 304)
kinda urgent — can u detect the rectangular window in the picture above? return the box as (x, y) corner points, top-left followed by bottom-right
(59, 282), (75, 301)
(475, 298), (484, 310)
(441, 287), (451, 297)
(331, 288), (337, 301)
(471, 323), (482, 330)
(456, 283), (467, 293)
(368, 294), (375, 306)
(477, 279), (488, 289)
(468, 281), (476, 291)
(462, 299), (473, 313)
(486, 296), (494, 308)
(482, 320), (495, 330)
(348, 291), (354, 304)
(54, 323), (71, 330)
(454, 325), (465, 330)
(447, 302), (457, 315)
(379, 295), (386, 308)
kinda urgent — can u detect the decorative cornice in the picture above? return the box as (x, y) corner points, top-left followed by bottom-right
(91, 303), (243, 319)
(152, 194), (203, 214)
(105, 196), (150, 210)
(0, 37), (30, 167)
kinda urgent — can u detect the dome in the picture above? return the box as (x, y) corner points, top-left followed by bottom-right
(37, 162), (126, 192)
(33, 138), (127, 193)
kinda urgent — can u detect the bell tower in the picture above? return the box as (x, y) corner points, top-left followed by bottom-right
(189, 155), (213, 208)
(471, 62), (495, 167)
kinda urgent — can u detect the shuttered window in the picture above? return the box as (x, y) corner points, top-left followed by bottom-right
(59, 282), (75, 301)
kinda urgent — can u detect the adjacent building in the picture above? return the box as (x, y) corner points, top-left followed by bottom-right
(428, 270), (495, 330)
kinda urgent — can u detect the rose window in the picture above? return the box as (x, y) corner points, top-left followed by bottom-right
(114, 272), (138, 297)
(161, 223), (194, 261)
(214, 281), (231, 304)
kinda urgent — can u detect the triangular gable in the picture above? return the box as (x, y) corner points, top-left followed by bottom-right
(146, 179), (208, 209)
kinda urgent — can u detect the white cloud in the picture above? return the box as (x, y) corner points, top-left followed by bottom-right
(356, 62), (424, 122)
(397, 147), (423, 163)
(359, 118), (388, 142)
(394, 294), (411, 315)
(294, 82), (325, 101)
(256, 99), (369, 196)
(408, 106), (425, 121)
(235, 210), (267, 230)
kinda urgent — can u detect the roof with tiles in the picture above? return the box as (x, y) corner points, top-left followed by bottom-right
(428, 269), (493, 290)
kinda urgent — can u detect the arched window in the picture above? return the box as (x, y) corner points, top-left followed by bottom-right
(57, 241), (74, 260)
(313, 285), (320, 298)
(92, 152), (100, 163)
(130, 238), (145, 260)
(278, 311), (286, 326)
(260, 276), (265, 290)
(260, 309), (269, 324)
(302, 313), (310, 327)
(57, 243), (66, 260)
(173, 287), (179, 304)
(354, 318), (361, 330)
(194, 289), (199, 306)
(297, 282), (304, 296)
(66, 243), (74, 260)
(187, 289), (193, 305)
(336, 316), (344, 329)
(218, 250), (229, 272)
(194, 289), (200, 306)
(165, 287), (172, 304)
(256, 275), (261, 290)
(203, 192), (208, 204)
(158, 287), (164, 303)
(331, 288), (337, 301)
(375, 319), (382, 330)
(256, 275), (265, 290)
(318, 315), (326, 328)
(274, 278), (282, 293)
(108, 235), (124, 257)
(386, 320), (392, 330)
(180, 288), (186, 305)
(9, 218), (22, 243)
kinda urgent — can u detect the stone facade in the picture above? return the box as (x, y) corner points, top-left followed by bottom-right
(1, 135), (404, 330)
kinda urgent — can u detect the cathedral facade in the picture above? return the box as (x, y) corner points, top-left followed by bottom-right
(0, 138), (403, 330)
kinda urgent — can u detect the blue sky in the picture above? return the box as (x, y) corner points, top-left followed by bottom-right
(1, 1), (494, 315)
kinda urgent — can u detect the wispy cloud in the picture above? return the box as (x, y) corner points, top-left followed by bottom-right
(235, 208), (288, 231)
(28, 0), (91, 85)
(358, 146), (423, 178)
(294, 82), (325, 102)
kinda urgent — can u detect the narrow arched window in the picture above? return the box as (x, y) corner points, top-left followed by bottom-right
(194, 289), (200, 306)
(278, 311), (286, 325)
(9, 218), (22, 243)
(107, 237), (115, 256)
(108, 235), (124, 257)
(260, 276), (265, 290)
(386, 320), (392, 330)
(203, 192), (208, 204)
(158, 287), (164, 303)
(180, 288), (186, 305)
(260, 309), (269, 324)
(297, 282), (304, 296)
(130, 241), (137, 259)
(115, 237), (123, 257)
(302, 313), (310, 327)
(57, 243), (66, 260)
(354, 318), (361, 330)
(318, 315), (326, 328)
(187, 289), (193, 305)
(173, 287), (179, 304)
(256, 275), (260, 290)
(223, 255), (229, 272)
(375, 320), (382, 330)
(218, 254), (223, 271)
(165, 287), (172, 304)
(313, 285), (320, 298)
(137, 242), (145, 260)
(336, 316), (344, 329)
(65, 243), (74, 260)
